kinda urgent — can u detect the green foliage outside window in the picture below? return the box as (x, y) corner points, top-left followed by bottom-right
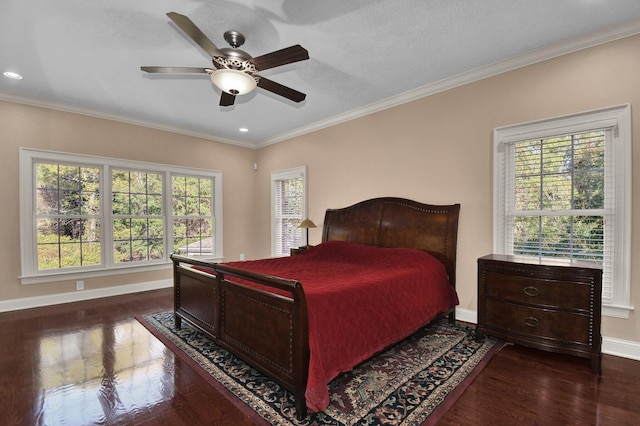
(36, 163), (101, 270)
(172, 175), (215, 256)
(22, 144), (224, 279)
(112, 170), (164, 263)
(512, 131), (604, 260)
(33, 160), (217, 271)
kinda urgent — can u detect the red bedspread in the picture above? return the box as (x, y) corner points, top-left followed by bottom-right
(224, 240), (458, 412)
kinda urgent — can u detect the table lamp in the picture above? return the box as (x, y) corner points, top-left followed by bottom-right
(297, 218), (317, 247)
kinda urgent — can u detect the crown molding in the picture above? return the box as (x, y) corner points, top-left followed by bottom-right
(261, 17), (640, 147)
(0, 91), (256, 149)
(3, 17), (640, 149)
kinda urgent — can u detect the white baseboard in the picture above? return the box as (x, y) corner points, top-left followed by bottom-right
(455, 307), (478, 324)
(0, 279), (172, 313)
(454, 307), (640, 362)
(2, 290), (638, 362)
(601, 336), (640, 361)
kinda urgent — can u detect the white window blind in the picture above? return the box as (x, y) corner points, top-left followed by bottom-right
(494, 105), (632, 318)
(506, 130), (607, 261)
(271, 166), (306, 257)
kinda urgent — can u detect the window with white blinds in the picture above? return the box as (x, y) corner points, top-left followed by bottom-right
(493, 105), (632, 318)
(508, 131), (607, 261)
(271, 166), (306, 257)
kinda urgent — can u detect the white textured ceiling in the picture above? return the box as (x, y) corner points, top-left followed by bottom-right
(2, 0), (640, 147)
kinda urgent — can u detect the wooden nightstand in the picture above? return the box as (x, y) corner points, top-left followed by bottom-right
(290, 245), (312, 256)
(476, 254), (603, 374)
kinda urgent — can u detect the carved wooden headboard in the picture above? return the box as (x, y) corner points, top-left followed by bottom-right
(322, 197), (460, 287)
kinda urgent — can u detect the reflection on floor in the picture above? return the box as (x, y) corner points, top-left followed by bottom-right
(1, 287), (639, 425)
(0, 288), (256, 425)
(37, 320), (172, 425)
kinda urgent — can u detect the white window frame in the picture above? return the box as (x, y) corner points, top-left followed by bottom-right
(493, 104), (632, 319)
(271, 166), (307, 257)
(19, 148), (223, 284)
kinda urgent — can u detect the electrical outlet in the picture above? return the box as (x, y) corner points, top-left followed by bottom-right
(76, 280), (84, 291)
(240, 253), (245, 261)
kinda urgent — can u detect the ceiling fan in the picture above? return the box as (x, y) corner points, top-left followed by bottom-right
(141, 12), (309, 107)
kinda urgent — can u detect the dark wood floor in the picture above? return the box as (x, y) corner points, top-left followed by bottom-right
(1, 289), (638, 425)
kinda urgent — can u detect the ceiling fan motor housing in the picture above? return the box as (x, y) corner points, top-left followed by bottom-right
(216, 48), (254, 69)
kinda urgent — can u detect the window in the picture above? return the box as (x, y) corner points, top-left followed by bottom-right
(20, 149), (222, 283)
(508, 132), (605, 260)
(112, 169), (164, 263)
(35, 163), (101, 270)
(171, 175), (216, 257)
(271, 166), (307, 257)
(493, 105), (632, 318)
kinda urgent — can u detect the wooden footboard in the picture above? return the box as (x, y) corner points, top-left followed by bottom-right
(172, 256), (217, 335)
(171, 254), (311, 420)
(215, 264), (310, 419)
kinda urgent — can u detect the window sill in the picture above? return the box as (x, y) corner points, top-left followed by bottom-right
(603, 303), (634, 319)
(20, 262), (173, 285)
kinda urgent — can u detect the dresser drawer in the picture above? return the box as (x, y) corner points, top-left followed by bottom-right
(483, 271), (592, 310)
(485, 298), (591, 344)
(477, 254), (602, 374)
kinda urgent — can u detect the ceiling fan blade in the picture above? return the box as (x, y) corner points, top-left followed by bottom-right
(166, 12), (224, 58)
(257, 76), (306, 103)
(141, 66), (210, 74)
(220, 91), (236, 107)
(250, 45), (309, 71)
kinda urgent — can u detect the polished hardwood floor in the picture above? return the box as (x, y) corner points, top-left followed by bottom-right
(1, 288), (638, 425)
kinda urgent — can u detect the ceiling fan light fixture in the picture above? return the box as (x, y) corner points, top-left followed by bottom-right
(210, 69), (256, 95)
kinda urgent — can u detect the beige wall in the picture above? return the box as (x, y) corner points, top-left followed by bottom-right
(255, 34), (640, 343)
(0, 101), (257, 301)
(0, 33), (637, 345)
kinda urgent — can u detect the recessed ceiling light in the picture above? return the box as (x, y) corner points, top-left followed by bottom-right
(239, 128), (249, 133)
(3, 71), (23, 80)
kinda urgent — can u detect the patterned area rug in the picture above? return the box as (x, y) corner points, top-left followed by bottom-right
(138, 311), (503, 425)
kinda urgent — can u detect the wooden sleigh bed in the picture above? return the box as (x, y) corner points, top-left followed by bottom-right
(170, 197), (460, 419)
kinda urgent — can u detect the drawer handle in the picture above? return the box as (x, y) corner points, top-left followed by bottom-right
(524, 316), (539, 327)
(523, 286), (539, 297)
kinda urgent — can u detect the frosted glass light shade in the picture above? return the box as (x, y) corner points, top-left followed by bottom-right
(210, 69), (257, 95)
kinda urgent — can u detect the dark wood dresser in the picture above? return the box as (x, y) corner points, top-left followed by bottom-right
(476, 254), (603, 374)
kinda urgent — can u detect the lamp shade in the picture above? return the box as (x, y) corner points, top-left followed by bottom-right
(297, 218), (316, 248)
(210, 69), (257, 95)
(298, 219), (317, 229)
